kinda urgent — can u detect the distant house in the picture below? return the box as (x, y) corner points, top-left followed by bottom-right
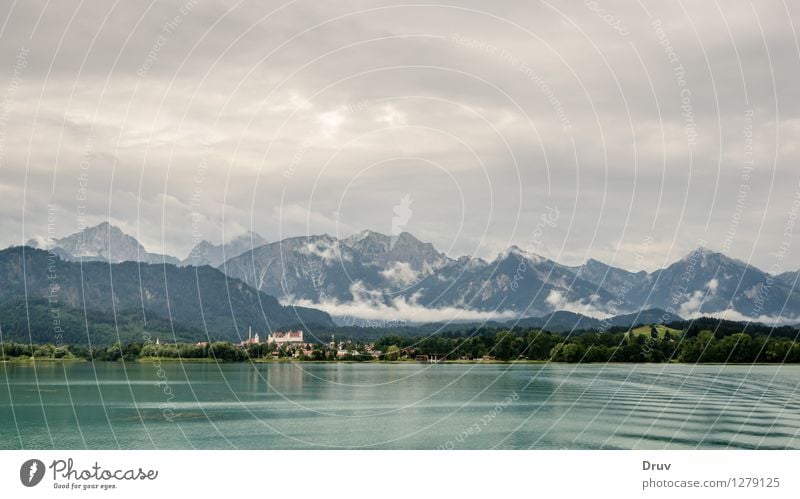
(416, 354), (445, 363)
(267, 330), (304, 345)
(337, 349), (361, 359)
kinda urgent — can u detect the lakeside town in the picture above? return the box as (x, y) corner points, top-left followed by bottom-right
(4, 316), (800, 364)
(161, 328), (458, 363)
(231, 328), (390, 361)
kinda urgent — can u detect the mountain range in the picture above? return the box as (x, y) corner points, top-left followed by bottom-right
(30, 222), (267, 268)
(220, 232), (800, 323)
(20, 223), (800, 325)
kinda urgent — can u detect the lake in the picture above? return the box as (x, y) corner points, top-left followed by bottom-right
(1, 362), (798, 449)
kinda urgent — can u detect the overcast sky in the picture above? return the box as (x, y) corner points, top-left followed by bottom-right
(1, 0), (799, 272)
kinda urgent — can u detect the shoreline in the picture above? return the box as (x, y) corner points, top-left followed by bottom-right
(2, 358), (796, 366)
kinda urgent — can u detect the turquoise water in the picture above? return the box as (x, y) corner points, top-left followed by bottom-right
(1, 362), (798, 449)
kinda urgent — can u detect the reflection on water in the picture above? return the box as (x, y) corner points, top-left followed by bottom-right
(1, 361), (798, 449)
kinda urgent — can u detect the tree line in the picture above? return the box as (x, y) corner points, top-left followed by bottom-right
(3, 325), (800, 363)
(374, 327), (800, 363)
(0, 340), (363, 362)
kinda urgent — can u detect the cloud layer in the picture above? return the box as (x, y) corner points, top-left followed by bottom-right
(1, 0), (799, 274)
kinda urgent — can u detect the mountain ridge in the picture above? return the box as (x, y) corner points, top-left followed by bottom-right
(38, 222), (180, 265)
(19, 223), (800, 323)
(220, 235), (800, 322)
(181, 231), (267, 267)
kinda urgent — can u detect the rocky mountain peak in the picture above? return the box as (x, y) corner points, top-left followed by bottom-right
(50, 222), (179, 265)
(183, 231), (268, 267)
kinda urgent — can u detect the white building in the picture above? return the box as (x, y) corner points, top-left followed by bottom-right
(267, 330), (304, 345)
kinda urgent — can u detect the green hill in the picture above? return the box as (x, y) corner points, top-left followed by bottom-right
(0, 246), (334, 343)
(628, 324), (683, 339)
(0, 297), (204, 345)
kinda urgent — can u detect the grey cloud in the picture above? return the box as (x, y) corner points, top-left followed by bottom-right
(1, 0), (799, 272)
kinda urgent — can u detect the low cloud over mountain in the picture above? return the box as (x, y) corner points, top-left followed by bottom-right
(218, 229), (800, 325)
(19, 224), (800, 325)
